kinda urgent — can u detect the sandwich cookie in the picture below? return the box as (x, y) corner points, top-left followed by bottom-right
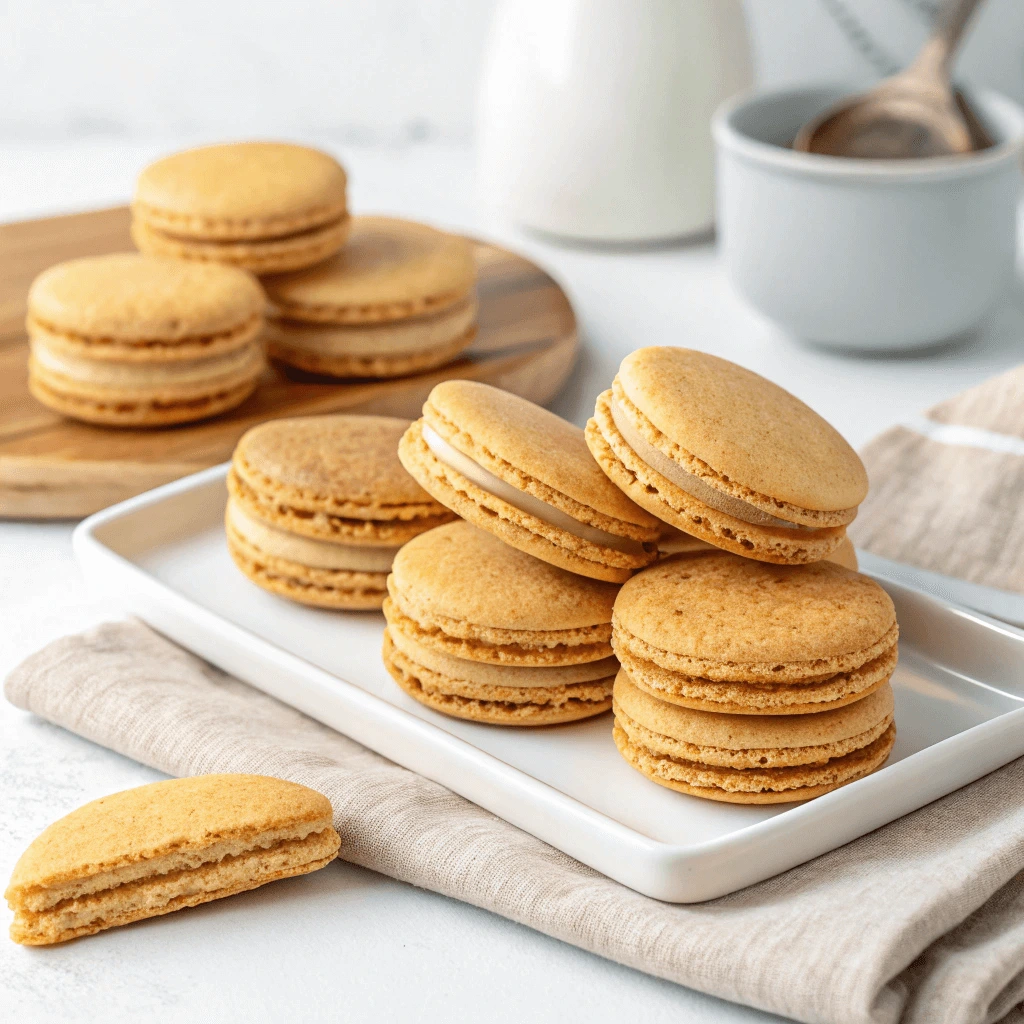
(399, 381), (660, 582)
(612, 551), (898, 714)
(6, 774), (339, 945)
(382, 521), (621, 725)
(587, 348), (869, 564)
(613, 672), (895, 804)
(262, 216), (477, 378)
(132, 142), (349, 274)
(227, 415), (454, 608)
(27, 253), (265, 426)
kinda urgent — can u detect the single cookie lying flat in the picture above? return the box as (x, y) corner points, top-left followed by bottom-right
(27, 253), (265, 427)
(612, 551), (898, 714)
(227, 415), (454, 609)
(399, 381), (660, 582)
(6, 774), (340, 945)
(132, 142), (350, 274)
(382, 521), (621, 725)
(587, 348), (868, 564)
(613, 671), (895, 804)
(262, 216), (478, 378)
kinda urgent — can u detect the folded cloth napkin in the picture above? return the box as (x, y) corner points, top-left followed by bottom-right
(7, 620), (1024, 1024)
(852, 364), (1024, 593)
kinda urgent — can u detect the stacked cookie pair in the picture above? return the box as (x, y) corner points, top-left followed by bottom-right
(226, 415), (453, 609)
(581, 347), (897, 802)
(132, 142), (478, 380)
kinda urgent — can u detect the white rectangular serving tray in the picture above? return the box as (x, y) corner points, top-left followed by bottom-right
(73, 465), (1024, 903)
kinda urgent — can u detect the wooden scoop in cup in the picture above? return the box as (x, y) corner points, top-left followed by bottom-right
(793, 0), (990, 159)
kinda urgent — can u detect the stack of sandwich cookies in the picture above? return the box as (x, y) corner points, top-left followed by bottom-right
(613, 672), (895, 803)
(588, 348), (868, 563)
(382, 521), (621, 725)
(611, 552), (898, 715)
(27, 253), (265, 426)
(262, 216), (477, 378)
(227, 415), (454, 609)
(132, 142), (349, 274)
(6, 774), (340, 945)
(399, 381), (660, 583)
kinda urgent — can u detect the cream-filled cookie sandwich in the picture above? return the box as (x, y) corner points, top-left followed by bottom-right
(587, 348), (868, 564)
(262, 216), (477, 378)
(612, 551), (898, 715)
(27, 253), (265, 426)
(613, 671), (895, 804)
(399, 381), (660, 582)
(227, 415), (454, 608)
(132, 142), (350, 274)
(6, 775), (339, 945)
(382, 521), (621, 725)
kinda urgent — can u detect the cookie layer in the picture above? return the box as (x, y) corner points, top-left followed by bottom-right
(383, 632), (614, 726)
(262, 216), (475, 324)
(385, 521), (619, 666)
(266, 297), (478, 378)
(27, 253), (266, 345)
(589, 390), (847, 564)
(6, 774), (339, 945)
(133, 142), (349, 240)
(612, 552), (898, 714)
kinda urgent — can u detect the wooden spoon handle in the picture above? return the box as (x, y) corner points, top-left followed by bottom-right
(913, 0), (986, 78)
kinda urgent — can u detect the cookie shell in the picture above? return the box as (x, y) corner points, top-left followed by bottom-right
(262, 216), (475, 324)
(612, 552), (898, 679)
(615, 348), (868, 515)
(132, 142), (348, 240)
(27, 253), (265, 342)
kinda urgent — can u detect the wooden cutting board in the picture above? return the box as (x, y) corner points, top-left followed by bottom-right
(0, 206), (578, 519)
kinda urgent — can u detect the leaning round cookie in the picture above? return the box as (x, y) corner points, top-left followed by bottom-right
(262, 217), (478, 378)
(399, 381), (660, 583)
(587, 348), (868, 564)
(382, 521), (621, 725)
(612, 671), (895, 804)
(226, 415), (455, 609)
(132, 142), (350, 274)
(27, 253), (265, 427)
(612, 551), (898, 714)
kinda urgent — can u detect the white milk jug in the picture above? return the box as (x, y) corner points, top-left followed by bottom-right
(476, 0), (752, 242)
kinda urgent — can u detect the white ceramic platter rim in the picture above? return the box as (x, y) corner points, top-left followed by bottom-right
(73, 465), (1024, 903)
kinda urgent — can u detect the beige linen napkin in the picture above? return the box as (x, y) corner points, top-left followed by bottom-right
(852, 364), (1024, 592)
(6, 620), (1024, 1024)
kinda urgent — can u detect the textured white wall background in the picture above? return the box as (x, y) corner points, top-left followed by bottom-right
(0, 0), (1022, 141)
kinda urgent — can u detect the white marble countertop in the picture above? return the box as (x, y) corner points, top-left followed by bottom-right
(3, 139), (1023, 1024)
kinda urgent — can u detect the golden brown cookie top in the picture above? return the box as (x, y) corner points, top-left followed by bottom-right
(615, 670), (893, 749)
(27, 253), (265, 342)
(424, 380), (659, 529)
(5, 775), (333, 899)
(389, 521), (620, 631)
(614, 551), (896, 666)
(262, 216), (475, 323)
(133, 142), (348, 239)
(617, 347), (868, 513)
(233, 414), (445, 514)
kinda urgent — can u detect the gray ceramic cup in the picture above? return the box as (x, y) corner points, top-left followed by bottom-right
(712, 86), (1024, 351)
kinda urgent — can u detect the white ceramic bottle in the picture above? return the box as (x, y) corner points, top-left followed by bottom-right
(476, 0), (752, 243)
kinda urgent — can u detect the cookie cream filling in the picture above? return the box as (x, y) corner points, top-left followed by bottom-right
(227, 500), (400, 571)
(422, 424), (647, 556)
(609, 399), (807, 531)
(30, 336), (261, 386)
